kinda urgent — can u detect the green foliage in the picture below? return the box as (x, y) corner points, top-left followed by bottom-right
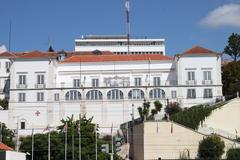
(0, 99), (8, 110)
(224, 33), (240, 62)
(151, 100), (162, 117)
(48, 45), (55, 52)
(198, 134), (225, 160)
(165, 102), (182, 116)
(19, 114), (116, 160)
(138, 99), (150, 121)
(1, 122), (15, 148)
(222, 61), (240, 97)
(227, 148), (240, 160)
(170, 102), (225, 130)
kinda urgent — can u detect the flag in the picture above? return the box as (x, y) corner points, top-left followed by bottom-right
(43, 124), (50, 132)
(125, 0), (130, 23)
(63, 123), (68, 133)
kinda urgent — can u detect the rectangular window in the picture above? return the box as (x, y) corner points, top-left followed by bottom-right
(37, 75), (45, 84)
(153, 77), (161, 86)
(18, 93), (26, 102)
(187, 89), (196, 99)
(92, 79), (99, 87)
(20, 121), (25, 129)
(73, 79), (80, 88)
(37, 92), (44, 101)
(187, 71), (195, 80)
(19, 75), (26, 85)
(134, 78), (142, 87)
(5, 62), (10, 72)
(204, 89), (213, 98)
(203, 71), (211, 80)
(54, 93), (59, 101)
(171, 90), (177, 99)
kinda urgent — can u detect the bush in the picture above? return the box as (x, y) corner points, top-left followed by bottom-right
(164, 102), (181, 116)
(198, 134), (225, 160)
(227, 148), (240, 160)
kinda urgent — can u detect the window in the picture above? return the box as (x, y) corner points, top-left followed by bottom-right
(107, 89), (124, 100)
(18, 93), (26, 102)
(187, 71), (195, 81)
(128, 89), (144, 99)
(54, 93), (60, 101)
(203, 71), (211, 80)
(73, 79), (80, 88)
(153, 77), (161, 86)
(37, 92), (44, 101)
(20, 121), (26, 129)
(86, 90), (103, 100)
(5, 62), (10, 72)
(92, 79), (99, 87)
(65, 90), (81, 101)
(187, 89), (196, 99)
(149, 88), (165, 99)
(204, 89), (213, 98)
(134, 78), (142, 87)
(19, 75), (26, 85)
(37, 75), (45, 84)
(171, 90), (177, 99)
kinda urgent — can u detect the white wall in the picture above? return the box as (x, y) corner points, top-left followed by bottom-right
(5, 151), (26, 160)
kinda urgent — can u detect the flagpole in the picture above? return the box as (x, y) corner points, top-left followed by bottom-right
(48, 127), (50, 160)
(95, 124), (97, 160)
(79, 114), (81, 160)
(111, 123), (114, 160)
(72, 127), (74, 160)
(65, 123), (68, 160)
(32, 128), (34, 160)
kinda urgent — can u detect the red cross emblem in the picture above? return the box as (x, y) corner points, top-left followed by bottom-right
(35, 110), (40, 116)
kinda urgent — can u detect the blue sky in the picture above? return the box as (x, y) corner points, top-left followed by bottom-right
(0, 0), (240, 55)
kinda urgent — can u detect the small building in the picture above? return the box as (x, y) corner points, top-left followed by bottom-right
(130, 121), (240, 160)
(0, 142), (26, 160)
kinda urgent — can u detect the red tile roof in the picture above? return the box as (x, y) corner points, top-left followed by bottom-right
(15, 51), (57, 59)
(61, 54), (173, 63)
(0, 142), (13, 151)
(181, 46), (218, 56)
(0, 52), (15, 58)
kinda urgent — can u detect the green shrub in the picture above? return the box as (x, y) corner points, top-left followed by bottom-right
(227, 148), (240, 160)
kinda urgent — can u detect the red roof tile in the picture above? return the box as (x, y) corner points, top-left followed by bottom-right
(0, 52), (15, 58)
(16, 51), (57, 59)
(181, 46), (218, 56)
(0, 142), (13, 151)
(61, 54), (173, 63)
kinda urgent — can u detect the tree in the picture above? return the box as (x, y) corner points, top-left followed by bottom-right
(138, 99), (151, 121)
(164, 102), (182, 116)
(227, 148), (240, 160)
(151, 100), (162, 117)
(0, 99), (8, 110)
(0, 123), (15, 148)
(198, 134), (225, 160)
(222, 61), (240, 97)
(48, 45), (55, 52)
(224, 33), (240, 62)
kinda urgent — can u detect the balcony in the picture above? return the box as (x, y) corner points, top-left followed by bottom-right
(35, 84), (46, 89)
(202, 80), (213, 85)
(186, 80), (197, 85)
(16, 84), (28, 89)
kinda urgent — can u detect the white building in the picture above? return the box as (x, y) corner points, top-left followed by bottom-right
(0, 46), (222, 135)
(131, 121), (240, 160)
(75, 35), (166, 55)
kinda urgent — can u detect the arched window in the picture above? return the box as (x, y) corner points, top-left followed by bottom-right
(107, 89), (124, 100)
(65, 90), (81, 100)
(86, 90), (103, 100)
(149, 88), (165, 99)
(128, 89), (144, 99)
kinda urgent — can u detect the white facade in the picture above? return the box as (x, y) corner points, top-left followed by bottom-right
(132, 121), (240, 160)
(75, 35), (166, 55)
(0, 46), (222, 135)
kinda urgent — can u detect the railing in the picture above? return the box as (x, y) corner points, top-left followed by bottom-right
(35, 84), (46, 89)
(202, 80), (213, 85)
(16, 84), (28, 89)
(186, 80), (196, 85)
